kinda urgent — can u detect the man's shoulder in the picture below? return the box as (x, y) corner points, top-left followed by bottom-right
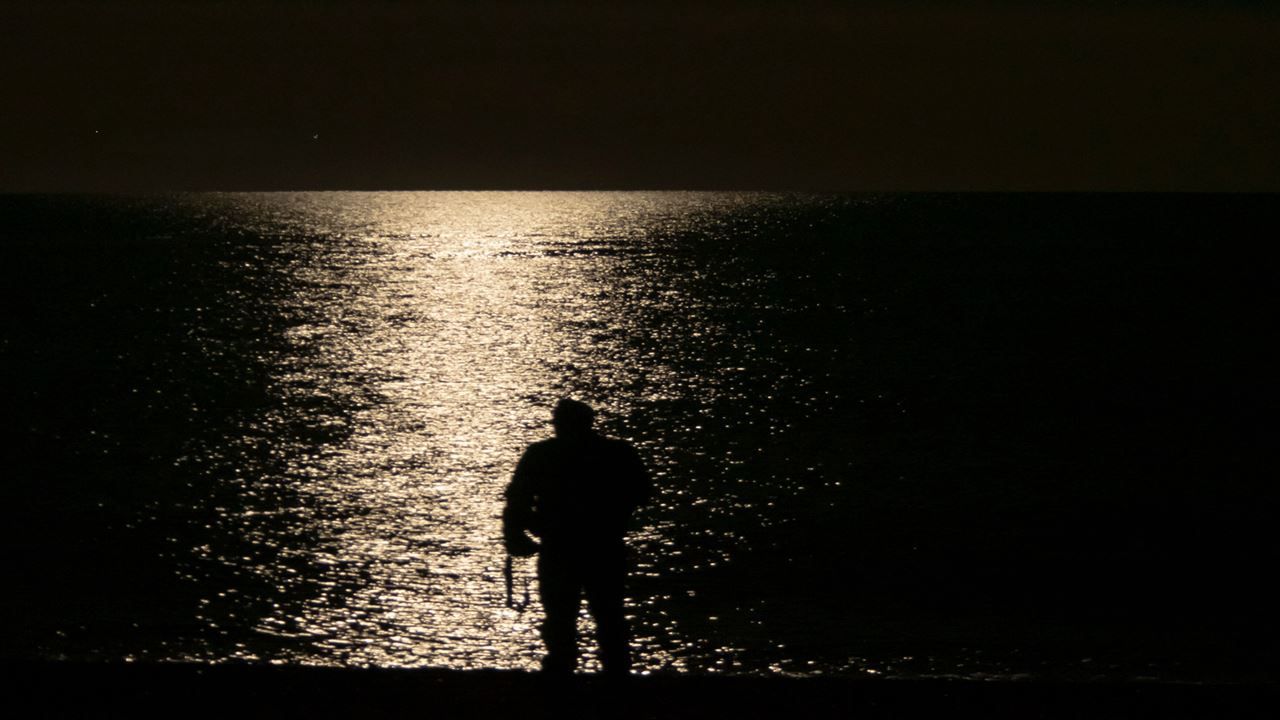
(523, 438), (559, 457)
(525, 435), (638, 459)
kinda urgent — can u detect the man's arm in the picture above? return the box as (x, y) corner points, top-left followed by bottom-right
(502, 448), (540, 556)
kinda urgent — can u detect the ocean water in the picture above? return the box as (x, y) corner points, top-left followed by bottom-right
(3, 192), (1277, 682)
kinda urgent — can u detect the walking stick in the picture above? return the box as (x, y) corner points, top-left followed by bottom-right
(504, 554), (532, 611)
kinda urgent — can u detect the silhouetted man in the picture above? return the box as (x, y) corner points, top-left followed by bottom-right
(503, 399), (651, 675)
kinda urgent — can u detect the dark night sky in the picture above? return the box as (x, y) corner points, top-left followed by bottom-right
(3, 1), (1279, 191)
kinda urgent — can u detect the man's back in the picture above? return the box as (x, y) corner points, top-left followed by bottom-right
(507, 432), (650, 550)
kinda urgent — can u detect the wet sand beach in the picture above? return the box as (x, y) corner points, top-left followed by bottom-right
(11, 661), (1277, 719)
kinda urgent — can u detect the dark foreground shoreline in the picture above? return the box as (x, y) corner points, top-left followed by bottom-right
(8, 661), (1276, 719)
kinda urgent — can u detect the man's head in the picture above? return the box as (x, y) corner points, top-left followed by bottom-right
(552, 398), (595, 438)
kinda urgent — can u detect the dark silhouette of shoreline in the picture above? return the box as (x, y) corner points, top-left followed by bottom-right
(9, 660), (1277, 719)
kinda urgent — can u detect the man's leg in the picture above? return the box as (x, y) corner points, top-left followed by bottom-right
(584, 558), (631, 676)
(537, 553), (580, 674)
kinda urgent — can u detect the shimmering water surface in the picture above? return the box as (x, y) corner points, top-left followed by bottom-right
(4, 193), (1277, 682)
(173, 192), (789, 672)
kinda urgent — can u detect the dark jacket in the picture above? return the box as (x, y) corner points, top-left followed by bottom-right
(504, 433), (651, 554)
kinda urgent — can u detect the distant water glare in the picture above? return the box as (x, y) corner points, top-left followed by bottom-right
(161, 192), (839, 672)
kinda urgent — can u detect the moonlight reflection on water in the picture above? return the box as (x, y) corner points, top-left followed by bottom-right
(15, 192), (1267, 681)
(174, 192), (777, 671)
